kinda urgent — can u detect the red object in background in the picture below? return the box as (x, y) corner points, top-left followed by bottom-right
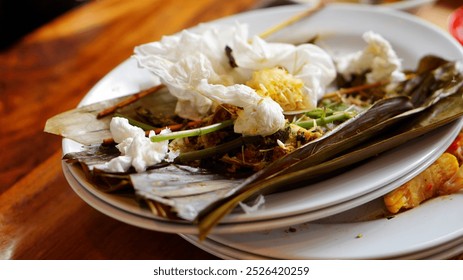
(449, 5), (463, 45)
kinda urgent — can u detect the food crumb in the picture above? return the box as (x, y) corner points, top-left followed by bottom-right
(286, 227), (297, 233)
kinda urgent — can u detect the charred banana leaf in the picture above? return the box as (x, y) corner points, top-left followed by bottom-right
(242, 96), (414, 184)
(196, 58), (463, 239)
(130, 165), (243, 221)
(244, 59), (463, 185)
(63, 145), (244, 220)
(63, 145), (133, 192)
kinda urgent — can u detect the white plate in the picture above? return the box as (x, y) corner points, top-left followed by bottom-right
(65, 160), (463, 259)
(64, 87), (462, 225)
(181, 228), (463, 261)
(63, 5), (463, 228)
(65, 122), (459, 234)
(61, 145), (435, 234)
(371, 0), (436, 11)
(425, 241), (463, 260)
(397, 236), (463, 260)
(290, 1), (436, 12)
(180, 234), (272, 260)
(205, 191), (463, 259)
(181, 232), (463, 260)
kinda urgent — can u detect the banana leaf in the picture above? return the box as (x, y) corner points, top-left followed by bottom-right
(63, 145), (133, 192)
(404, 56), (461, 107)
(238, 96), (413, 184)
(44, 87), (176, 145)
(241, 59), (463, 186)
(196, 59), (463, 239)
(64, 146), (246, 220)
(130, 164), (243, 221)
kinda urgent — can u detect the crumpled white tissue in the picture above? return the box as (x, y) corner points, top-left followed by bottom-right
(95, 117), (177, 173)
(239, 195), (266, 214)
(336, 31), (406, 84)
(133, 23), (336, 136)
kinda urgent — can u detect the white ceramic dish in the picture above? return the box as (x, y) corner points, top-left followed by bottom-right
(65, 120), (460, 226)
(181, 232), (463, 260)
(62, 148), (436, 235)
(180, 234), (272, 260)
(425, 241), (463, 260)
(396, 236), (463, 260)
(62, 4), (463, 229)
(65, 158), (463, 259)
(289, 1), (436, 12)
(378, 0), (436, 11)
(64, 123), (457, 234)
(205, 191), (463, 259)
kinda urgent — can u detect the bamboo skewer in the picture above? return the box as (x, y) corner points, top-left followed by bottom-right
(324, 73), (417, 100)
(258, 1), (325, 39)
(323, 81), (387, 99)
(96, 84), (165, 119)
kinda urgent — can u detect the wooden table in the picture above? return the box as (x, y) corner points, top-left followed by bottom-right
(0, 0), (461, 260)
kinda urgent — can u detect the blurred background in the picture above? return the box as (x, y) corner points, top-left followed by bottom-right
(0, 0), (90, 49)
(0, 0), (460, 50)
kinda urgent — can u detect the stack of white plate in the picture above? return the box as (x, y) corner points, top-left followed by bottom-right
(62, 4), (463, 259)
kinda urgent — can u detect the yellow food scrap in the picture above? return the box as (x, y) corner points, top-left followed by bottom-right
(446, 132), (463, 164)
(440, 163), (463, 195)
(384, 153), (459, 214)
(246, 67), (307, 111)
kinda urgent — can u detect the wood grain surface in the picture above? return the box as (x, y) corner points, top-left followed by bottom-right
(0, 0), (461, 259)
